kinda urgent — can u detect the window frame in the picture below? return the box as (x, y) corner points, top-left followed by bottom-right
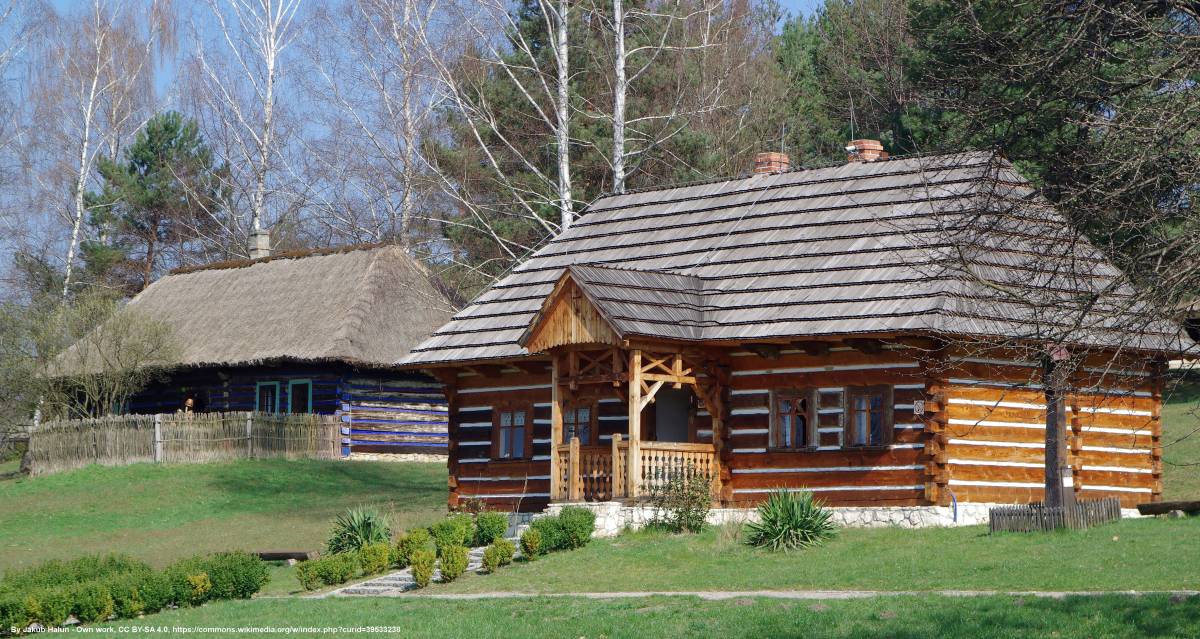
(255, 381), (280, 413)
(562, 400), (599, 446)
(491, 403), (533, 461)
(769, 388), (819, 451)
(288, 379), (313, 414)
(844, 384), (894, 449)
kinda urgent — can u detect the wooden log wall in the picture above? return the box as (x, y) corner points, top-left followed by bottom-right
(724, 345), (930, 507)
(338, 373), (448, 456)
(938, 350), (1160, 508)
(449, 370), (556, 512)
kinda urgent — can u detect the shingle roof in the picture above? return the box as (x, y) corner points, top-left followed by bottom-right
(402, 152), (1188, 366)
(62, 244), (457, 373)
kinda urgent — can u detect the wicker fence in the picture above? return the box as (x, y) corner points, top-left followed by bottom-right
(989, 497), (1123, 533)
(26, 412), (340, 476)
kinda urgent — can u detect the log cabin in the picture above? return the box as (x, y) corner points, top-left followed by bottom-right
(402, 145), (1190, 516)
(72, 242), (457, 457)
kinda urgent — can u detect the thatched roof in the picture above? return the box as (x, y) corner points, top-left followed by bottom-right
(69, 244), (457, 371)
(403, 151), (1190, 366)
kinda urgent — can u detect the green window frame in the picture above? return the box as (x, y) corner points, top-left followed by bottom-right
(288, 379), (313, 414)
(256, 381), (280, 413)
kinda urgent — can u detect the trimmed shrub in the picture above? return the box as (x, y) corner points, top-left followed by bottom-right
(104, 574), (145, 619)
(438, 545), (468, 582)
(295, 562), (320, 591)
(0, 592), (29, 634)
(528, 517), (565, 553)
(556, 507), (596, 549)
(474, 512), (509, 546)
(137, 572), (175, 614)
(326, 507), (392, 555)
(185, 573), (212, 605)
(410, 550), (435, 589)
(71, 582), (114, 624)
(745, 490), (836, 552)
(196, 552), (270, 600)
(519, 528), (543, 560)
(482, 539), (516, 573)
(358, 543), (391, 576)
(314, 554), (359, 587)
(429, 514), (474, 556)
(23, 588), (71, 627)
(392, 528), (433, 568)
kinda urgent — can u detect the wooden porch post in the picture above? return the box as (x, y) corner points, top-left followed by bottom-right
(611, 432), (625, 499)
(550, 353), (563, 501)
(568, 436), (581, 500)
(628, 349), (642, 498)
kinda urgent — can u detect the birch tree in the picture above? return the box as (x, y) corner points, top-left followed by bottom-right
(34, 0), (171, 298)
(300, 0), (441, 245)
(186, 0), (303, 248)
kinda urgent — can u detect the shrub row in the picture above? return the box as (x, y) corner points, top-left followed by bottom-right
(0, 552), (269, 635)
(294, 542), (395, 591)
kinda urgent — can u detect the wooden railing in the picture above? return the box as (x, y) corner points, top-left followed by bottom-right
(556, 435), (715, 502)
(633, 442), (717, 495)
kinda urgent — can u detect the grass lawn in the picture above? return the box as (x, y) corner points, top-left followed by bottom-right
(97, 594), (1200, 638)
(1162, 377), (1200, 500)
(0, 458), (18, 475)
(0, 459), (447, 594)
(433, 517), (1200, 594)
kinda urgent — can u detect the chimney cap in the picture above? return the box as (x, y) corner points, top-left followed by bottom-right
(754, 151), (791, 175)
(846, 139), (888, 163)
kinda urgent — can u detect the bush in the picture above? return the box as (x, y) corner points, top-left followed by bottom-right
(104, 574), (145, 618)
(195, 552), (269, 600)
(528, 518), (565, 553)
(474, 512), (509, 546)
(316, 554), (360, 587)
(0, 593), (28, 635)
(745, 490), (837, 552)
(392, 528), (433, 568)
(326, 507), (392, 555)
(647, 468), (712, 533)
(519, 528), (543, 560)
(293, 553), (359, 591)
(23, 588), (71, 627)
(295, 562), (320, 591)
(556, 507), (596, 549)
(410, 550), (435, 589)
(438, 545), (468, 582)
(71, 582), (114, 624)
(482, 539), (517, 573)
(137, 572), (175, 614)
(429, 514), (474, 556)
(358, 543), (391, 576)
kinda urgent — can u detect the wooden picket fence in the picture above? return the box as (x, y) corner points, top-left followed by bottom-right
(989, 497), (1122, 533)
(25, 412), (340, 476)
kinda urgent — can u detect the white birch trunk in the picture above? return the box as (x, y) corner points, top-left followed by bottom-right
(555, 0), (573, 231)
(611, 0), (626, 195)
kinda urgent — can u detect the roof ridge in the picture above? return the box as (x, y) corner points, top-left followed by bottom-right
(579, 149), (998, 218)
(168, 241), (393, 276)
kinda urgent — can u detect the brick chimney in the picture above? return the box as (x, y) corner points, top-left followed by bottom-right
(846, 139), (888, 163)
(249, 228), (271, 259)
(754, 151), (791, 175)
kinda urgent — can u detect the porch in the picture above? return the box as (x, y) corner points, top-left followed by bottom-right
(546, 347), (727, 504)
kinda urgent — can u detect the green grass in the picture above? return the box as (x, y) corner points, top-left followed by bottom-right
(0, 458), (18, 475)
(1163, 378), (1200, 500)
(435, 517), (1200, 594)
(96, 594), (1200, 638)
(0, 459), (447, 587)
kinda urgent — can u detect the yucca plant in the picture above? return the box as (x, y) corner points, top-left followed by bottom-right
(745, 490), (836, 552)
(326, 507), (391, 554)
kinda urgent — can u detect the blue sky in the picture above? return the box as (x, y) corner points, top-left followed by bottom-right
(780, 0), (822, 17)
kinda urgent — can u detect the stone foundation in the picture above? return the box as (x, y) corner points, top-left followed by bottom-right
(508, 501), (1144, 538)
